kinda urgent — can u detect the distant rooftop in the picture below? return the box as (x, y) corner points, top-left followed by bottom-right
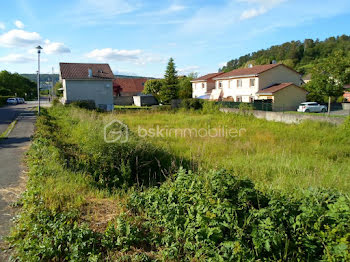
(59, 63), (114, 80)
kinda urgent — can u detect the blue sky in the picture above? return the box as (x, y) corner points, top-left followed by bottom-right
(0, 0), (350, 77)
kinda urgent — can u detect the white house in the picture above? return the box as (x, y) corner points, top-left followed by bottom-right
(59, 63), (114, 111)
(191, 72), (225, 98)
(192, 63), (307, 111)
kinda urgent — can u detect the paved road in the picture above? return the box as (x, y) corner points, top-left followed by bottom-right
(0, 98), (50, 135)
(0, 102), (44, 259)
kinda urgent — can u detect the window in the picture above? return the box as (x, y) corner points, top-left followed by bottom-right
(236, 96), (242, 102)
(219, 81), (223, 88)
(250, 79), (255, 87)
(237, 79), (242, 87)
(250, 97), (254, 103)
(202, 83), (205, 88)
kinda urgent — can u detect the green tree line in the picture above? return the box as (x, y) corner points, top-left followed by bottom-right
(221, 35), (350, 75)
(0, 70), (37, 99)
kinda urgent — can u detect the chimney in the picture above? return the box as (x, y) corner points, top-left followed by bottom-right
(248, 64), (253, 68)
(88, 68), (92, 78)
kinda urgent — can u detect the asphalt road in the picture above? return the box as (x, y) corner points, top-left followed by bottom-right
(0, 100), (49, 259)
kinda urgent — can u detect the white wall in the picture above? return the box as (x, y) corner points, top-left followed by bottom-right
(65, 79), (114, 109)
(192, 82), (207, 98)
(215, 77), (259, 101)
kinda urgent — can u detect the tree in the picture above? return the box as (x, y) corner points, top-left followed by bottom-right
(159, 58), (179, 103)
(143, 79), (164, 101)
(54, 82), (63, 97)
(306, 51), (350, 114)
(0, 70), (36, 99)
(178, 72), (198, 99)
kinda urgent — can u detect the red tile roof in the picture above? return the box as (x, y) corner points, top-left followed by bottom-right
(113, 77), (150, 94)
(257, 82), (306, 94)
(192, 72), (225, 82)
(59, 63), (114, 80)
(213, 64), (296, 79)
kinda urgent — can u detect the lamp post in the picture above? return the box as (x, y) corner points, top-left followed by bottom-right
(36, 45), (43, 115)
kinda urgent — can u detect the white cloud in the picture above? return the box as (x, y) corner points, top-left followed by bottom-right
(178, 66), (200, 75)
(85, 48), (165, 65)
(141, 3), (187, 16)
(65, 0), (141, 25)
(239, 0), (286, 20)
(240, 7), (267, 20)
(0, 22), (5, 30)
(43, 39), (71, 54)
(86, 48), (142, 62)
(0, 53), (36, 63)
(14, 20), (25, 29)
(0, 29), (41, 47)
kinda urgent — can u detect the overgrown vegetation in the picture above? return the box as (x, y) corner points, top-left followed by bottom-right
(0, 70), (36, 99)
(8, 105), (350, 261)
(221, 35), (350, 74)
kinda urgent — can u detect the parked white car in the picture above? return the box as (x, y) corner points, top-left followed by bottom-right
(297, 102), (327, 113)
(6, 98), (18, 105)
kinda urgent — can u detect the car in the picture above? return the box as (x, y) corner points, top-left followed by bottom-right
(297, 102), (327, 113)
(16, 98), (25, 104)
(7, 98), (18, 105)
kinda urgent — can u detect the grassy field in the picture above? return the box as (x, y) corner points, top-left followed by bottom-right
(7, 105), (350, 261)
(116, 109), (350, 193)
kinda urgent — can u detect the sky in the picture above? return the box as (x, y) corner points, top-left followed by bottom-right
(0, 0), (350, 78)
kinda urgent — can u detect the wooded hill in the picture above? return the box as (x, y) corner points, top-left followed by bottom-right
(220, 35), (350, 74)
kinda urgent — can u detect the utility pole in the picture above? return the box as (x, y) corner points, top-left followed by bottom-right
(52, 67), (55, 99)
(36, 45), (43, 115)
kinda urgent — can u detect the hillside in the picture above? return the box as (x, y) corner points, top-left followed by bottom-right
(220, 35), (350, 74)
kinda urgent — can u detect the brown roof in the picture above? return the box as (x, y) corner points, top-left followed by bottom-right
(213, 64), (297, 79)
(113, 77), (150, 94)
(192, 72), (225, 82)
(257, 82), (306, 94)
(59, 63), (114, 80)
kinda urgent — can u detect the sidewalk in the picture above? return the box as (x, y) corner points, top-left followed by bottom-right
(0, 111), (36, 259)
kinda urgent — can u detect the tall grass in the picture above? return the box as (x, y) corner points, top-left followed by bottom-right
(116, 110), (350, 193)
(8, 105), (350, 261)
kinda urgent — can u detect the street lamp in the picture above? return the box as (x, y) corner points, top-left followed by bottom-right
(36, 45), (43, 115)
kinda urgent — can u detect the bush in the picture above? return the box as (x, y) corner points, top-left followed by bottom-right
(202, 101), (221, 113)
(127, 169), (350, 261)
(180, 98), (204, 110)
(70, 100), (96, 110)
(0, 96), (12, 106)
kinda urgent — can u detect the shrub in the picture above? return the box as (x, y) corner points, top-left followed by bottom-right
(0, 96), (13, 106)
(202, 101), (221, 113)
(180, 98), (204, 110)
(126, 169), (350, 261)
(70, 100), (96, 110)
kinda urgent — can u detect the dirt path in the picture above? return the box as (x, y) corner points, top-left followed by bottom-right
(0, 111), (36, 260)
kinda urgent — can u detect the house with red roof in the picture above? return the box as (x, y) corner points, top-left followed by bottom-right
(59, 62), (114, 111)
(113, 77), (149, 97)
(193, 63), (307, 111)
(113, 77), (159, 106)
(191, 72), (225, 99)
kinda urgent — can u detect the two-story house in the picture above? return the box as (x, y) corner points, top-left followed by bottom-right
(209, 63), (307, 110)
(59, 62), (114, 111)
(191, 72), (225, 99)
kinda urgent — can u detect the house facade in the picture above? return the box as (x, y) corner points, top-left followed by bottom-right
(192, 63), (307, 111)
(191, 72), (225, 99)
(59, 63), (114, 111)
